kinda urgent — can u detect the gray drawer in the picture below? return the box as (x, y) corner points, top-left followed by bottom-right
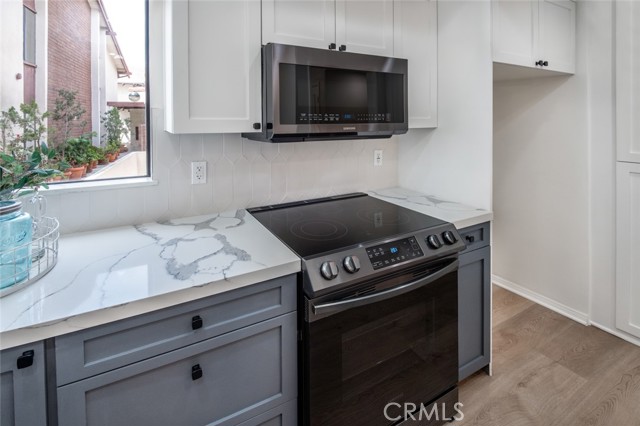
(237, 399), (297, 426)
(56, 274), (296, 385)
(459, 222), (490, 254)
(57, 313), (297, 426)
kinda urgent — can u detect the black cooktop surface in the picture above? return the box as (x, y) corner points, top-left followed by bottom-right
(248, 193), (446, 258)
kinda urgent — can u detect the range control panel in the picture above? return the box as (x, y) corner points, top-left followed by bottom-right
(366, 236), (424, 270)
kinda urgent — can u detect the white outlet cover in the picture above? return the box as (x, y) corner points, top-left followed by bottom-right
(191, 161), (207, 184)
(374, 150), (383, 166)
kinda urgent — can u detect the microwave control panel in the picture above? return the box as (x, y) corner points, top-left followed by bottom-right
(298, 112), (391, 124)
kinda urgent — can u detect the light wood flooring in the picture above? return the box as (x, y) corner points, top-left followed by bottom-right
(457, 286), (640, 426)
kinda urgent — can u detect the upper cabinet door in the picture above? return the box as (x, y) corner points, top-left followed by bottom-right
(492, 0), (575, 74)
(616, 0), (640, 163)
(164, 0), (262, 134)
(394, 0), (437, 128)
(537, 0), (575, 73)
(492, 0), (535, 68)
(262, 0), (336, 50)
(335, 0), (394, 56)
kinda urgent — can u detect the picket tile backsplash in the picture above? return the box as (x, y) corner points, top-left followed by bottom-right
(43, 109), (398, 234)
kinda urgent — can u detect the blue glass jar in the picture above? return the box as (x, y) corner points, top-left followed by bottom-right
(0, 200), (33, 289)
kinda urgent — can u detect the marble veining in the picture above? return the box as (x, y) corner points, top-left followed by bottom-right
(0, 210), (300, 349)
(369, 187), (493, 229)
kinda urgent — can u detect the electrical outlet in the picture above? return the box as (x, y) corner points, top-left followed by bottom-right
(191, 161), (207, 184)
(374, 150), (383, 166)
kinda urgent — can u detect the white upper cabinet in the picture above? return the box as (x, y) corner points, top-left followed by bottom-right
(164, 0), (262, 134)
(394, 0), (437, 128)
(492, 0), (575, 74)
(262, 0), (395, 56)
(336, 0), (394, 56)
(616, 0), (640, 163)
(262, 0), (336, 50)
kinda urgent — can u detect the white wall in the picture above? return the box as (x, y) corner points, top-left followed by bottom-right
(39, 0), (398, 234)
(0, 0), (24, 112)
(493, 0), (616, 325)
(398, 0), (493, 211)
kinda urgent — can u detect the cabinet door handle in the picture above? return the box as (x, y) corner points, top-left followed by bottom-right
(543, 61), (549, 67)
(252, 122), (261, 130)
(339, 44), (347, 52)
(535, 60), (550, 67)
(328, 43), (336, 50)
(465, 235), (475, 243)
(191, 315), (203, 330)
(191, 364), (203, 381)
(16, 350), (34, 369)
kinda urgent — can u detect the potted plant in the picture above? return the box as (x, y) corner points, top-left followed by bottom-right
(87, 145), (104, 169)
(0, 146), (61, 200)
(63, 137), (90, 179)
(101, 107), (130, 156)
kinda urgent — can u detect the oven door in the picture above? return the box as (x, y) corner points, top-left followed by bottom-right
(302, 257), (458, 426)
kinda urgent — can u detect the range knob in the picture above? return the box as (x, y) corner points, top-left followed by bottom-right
(426, 234), (443, 249)
(442, 230), (458, 245)
(320, 261), (339, 280)
(343, 255), (361, 273)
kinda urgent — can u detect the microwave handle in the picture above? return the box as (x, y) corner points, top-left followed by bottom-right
(308, 258), (458, 321)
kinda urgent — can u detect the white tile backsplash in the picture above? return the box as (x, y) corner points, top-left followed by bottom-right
(42, 108), (399, 234)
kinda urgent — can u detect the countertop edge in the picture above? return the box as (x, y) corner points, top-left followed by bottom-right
(0, 260), (301, 350)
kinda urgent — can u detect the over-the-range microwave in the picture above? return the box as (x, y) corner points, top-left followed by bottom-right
(242, 43), (408, 143)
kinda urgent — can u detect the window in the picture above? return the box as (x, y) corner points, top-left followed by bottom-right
(1, 0), (149, 186)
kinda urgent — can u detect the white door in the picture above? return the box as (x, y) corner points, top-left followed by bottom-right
(335, 0), (394, 56)
(537, 0), (575, 73)
(492, 0), (535, 68)
(262, 0), (336, 50)
(616, 162), (640, 339)
(393, 0), (437, 128)
(165, 0), (262, 134)
(616, 0), (640, 163)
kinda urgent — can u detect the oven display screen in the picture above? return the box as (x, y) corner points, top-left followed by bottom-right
(366, 236), (424, 270)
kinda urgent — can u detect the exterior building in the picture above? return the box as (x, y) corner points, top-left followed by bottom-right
(0, 0), (131, 144)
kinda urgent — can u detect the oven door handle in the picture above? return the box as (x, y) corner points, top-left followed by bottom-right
(309, 258), (458, 320)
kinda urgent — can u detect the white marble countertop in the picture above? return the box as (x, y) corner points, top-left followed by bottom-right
(0, 187), (490, 350)
(0, 211), (300, 350)
(369, 187), (493, 229)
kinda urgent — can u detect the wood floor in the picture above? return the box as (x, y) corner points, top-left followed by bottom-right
(457, 286), (640, 426)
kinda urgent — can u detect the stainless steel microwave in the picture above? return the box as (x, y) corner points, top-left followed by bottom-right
(242, 43), (408, 143)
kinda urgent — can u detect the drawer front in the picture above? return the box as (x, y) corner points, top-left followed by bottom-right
(237, 399), (297, 426)
(0, 342), (47, 426)
(56, 274), (296, 385)
(57, 312), (297, 426)
(459, 222), (490, 254)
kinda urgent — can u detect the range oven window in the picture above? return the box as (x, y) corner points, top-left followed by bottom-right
(303, 265), (458, 426)
(279, 63), (404, 125)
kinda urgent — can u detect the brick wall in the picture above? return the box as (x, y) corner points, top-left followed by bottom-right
(47, 0), (92, 141)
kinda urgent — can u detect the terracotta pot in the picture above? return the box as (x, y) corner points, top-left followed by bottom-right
(108, 153), (117, 162)
(91, 159), (98, 169)
(63, 170), (72, 180)
(67, 166), (84, 180)
(81, 164), (88, 177)
(98, 157), (108, 165)
(85, 162), (94, 173)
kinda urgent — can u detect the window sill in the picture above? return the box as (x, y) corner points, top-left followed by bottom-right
(40, 177), (158, 196)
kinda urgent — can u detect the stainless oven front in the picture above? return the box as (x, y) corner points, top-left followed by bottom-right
(301, 256), (459, 426)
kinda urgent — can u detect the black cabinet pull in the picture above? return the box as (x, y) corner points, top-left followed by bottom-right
(535, 60), (550, 67)
(465, 235), (475, 243)
(339, 44), (347, 52)
(191, 364), (203, 381)
(535, 60), (543, 66)
(328, 43), (336, 50)
(16, 350), (34, 369)
(252, 122), (261, 130)
(543, 61), (549, 67)
(191, 315), (203, 330)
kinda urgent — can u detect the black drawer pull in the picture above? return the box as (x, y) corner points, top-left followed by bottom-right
(465, 235), (475, 243)
(339, 44), (347, 52)
(191, 315), (203, 330)
(191, 364), (203, 381)
(17, 350), (34, 369)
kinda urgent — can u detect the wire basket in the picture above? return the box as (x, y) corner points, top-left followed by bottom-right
(0, 216), (59, 298)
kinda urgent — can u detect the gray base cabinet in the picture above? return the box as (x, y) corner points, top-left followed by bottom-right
(0, 341), (47, 426)
(458, 222), (491, 381)
(55, 275), (298, 426)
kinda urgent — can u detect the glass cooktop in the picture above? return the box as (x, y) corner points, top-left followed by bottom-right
(248, 193), (446, 258)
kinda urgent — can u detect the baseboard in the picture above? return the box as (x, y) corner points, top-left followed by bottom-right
(590, 321), (640, 348)
(492, 275), (589, 326)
